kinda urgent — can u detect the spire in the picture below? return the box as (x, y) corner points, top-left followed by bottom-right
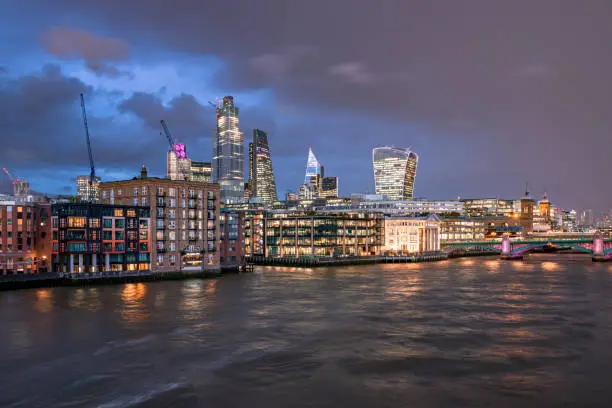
(304, 146), (321, 184)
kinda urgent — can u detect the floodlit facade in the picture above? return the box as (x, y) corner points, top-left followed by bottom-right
(461, 198), (520, 217)
(372, 147), (419, 200)
(248, 129), (278, 204)
(212, 96), (244, 201)
(76, 175), (102, 202)
(383, 215), (441, 254)
(190, 160), (212, 183)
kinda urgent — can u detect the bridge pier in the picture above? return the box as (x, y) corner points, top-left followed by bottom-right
(592, 233), (608, 262)
(500, 234), (523, 260)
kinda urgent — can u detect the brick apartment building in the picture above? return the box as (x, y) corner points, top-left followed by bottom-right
(99, 167), (221, 272)
(0, 197), (52, 274)
(51, 202), (151, 273)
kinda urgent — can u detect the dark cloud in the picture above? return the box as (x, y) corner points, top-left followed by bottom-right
(118, 92), (212, 145)
(40, 27), (133, 78)
(5, 0), (612, 210)
(0, 65), (166, 176)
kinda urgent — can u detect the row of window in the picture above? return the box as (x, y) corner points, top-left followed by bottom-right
(56, 242), (150, 252)
(103, 187), (215, 200)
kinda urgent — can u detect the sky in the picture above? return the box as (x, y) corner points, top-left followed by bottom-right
(1, 0), (611, 213)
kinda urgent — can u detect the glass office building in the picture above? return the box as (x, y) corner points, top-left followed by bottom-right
(212, 96), (244, 201)
(372, 147), (419, 200)
(248, 129), (278, 204)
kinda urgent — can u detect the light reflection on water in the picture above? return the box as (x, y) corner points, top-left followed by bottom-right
(120, 283), (149, 323)
(0, 255), (611, 408)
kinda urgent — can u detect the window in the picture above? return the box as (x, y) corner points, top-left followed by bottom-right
(157, 187), (164, 195)
(115, 231), (124, 240)
(114, 209), (124, 217)
(142, 186), (147, 195)
(169, 254), (176, 264)
(133, 198), (138, 206)
(169, 231), (176, 240)
(156, 220), (164, 229)
(117, 189), (122, 196)
(89, 218), (100, 228)
(169, 199), (176, 207)
(169, 210), (175, 219)
(169, 242), (176, 251)
(156, 254), (164, 264)
(207, 191), (214, 200)
(141, 198), (147, 206)
(102, 191), (107, 199)
(68, 217), (86, 228)
(127, 209), (136, 217)
(115, 219), (125, 229)
(169, 188), (176, 197)
(115, 243), (125, 251)
(156, 231), (163, 240)
(103, 231), (112, 240)
(133, 187), (139, 196)
(181, 200), (186, 208)
(139, 230), (148, 240)
(103, 218), (112, 228)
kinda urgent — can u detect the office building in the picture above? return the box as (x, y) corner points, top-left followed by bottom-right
(264, 211), (383, 257)
(461, 198), (520, 217)
(0, 198), (51, 274)
(320, 176), (338, 198)
(167, 143), (191, 181)
(212, 96), (244, 201)
(76, 175), (102, 202)
(99, 167), (221, 273)
(382, 215), (441, 254)
(51, 202), (151, 273)
(439, 217), (486, 242)
(248, 129), (278, 204)
(372, 147), (419, 200)
(190, 160), (212, 183)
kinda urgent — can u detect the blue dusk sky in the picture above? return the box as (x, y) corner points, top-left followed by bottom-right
(1, 0), (611, 212)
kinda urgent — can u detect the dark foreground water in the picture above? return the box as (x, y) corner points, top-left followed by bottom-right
(2, 255), (612, 408)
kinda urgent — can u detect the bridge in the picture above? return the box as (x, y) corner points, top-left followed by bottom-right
(442, 234), (612, 262)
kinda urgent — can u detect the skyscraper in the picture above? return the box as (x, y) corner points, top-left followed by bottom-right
(190, 160), (212, 183)
(299, 147), (322, 199)
(166, 143), (191, 181)
(212, 96), (244, 201)
(248, 129), (278, 204)
(320, 177), (338, 198)
(372, 147), (419, 200)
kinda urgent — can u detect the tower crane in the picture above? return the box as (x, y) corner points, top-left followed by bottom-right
(160, 120), (191, 180)
(2, 167), (16, 184)
(80, 93), (96, 186)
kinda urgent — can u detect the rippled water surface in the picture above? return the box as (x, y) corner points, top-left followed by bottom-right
(2, 255), (612, 407)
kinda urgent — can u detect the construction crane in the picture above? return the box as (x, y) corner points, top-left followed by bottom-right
(160, 120), (191, 180)
(2, 167), (16, 183)
(79, 93), (96, 186)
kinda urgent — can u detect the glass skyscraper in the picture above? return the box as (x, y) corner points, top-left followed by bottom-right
(212, 96), (244, 201)
(372, 147), (419, 200)
(248, 129), (278, 204)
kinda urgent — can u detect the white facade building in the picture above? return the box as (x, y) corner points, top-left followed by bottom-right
(383, 215), (441, 254)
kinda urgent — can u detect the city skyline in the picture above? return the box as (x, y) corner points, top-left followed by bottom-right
(1, 1), (612, 212)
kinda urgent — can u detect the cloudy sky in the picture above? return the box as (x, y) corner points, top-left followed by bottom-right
(1, 0), (611, 212)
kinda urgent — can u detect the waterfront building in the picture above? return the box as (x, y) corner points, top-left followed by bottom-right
(212, 96), (244, 202)
(248, 129), (278, 204)
(372, 147), (419, 200)
(51, 202), (151, 273)
(76, 175), (102, 202)
(190, 160), (212, 183)
(219, 210), (245, 269)
(0, 198), (51, 274)
(317, 195), (465, 216)
(382, 215), (441, 254)
(166, 144), (191, 181)
(320, 177), (338, 198)
(99, 167), (221, 273)
(264, 211), (383, 258)
(439, 217), (486, 242)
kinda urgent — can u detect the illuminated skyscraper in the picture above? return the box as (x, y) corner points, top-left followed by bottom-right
(299, 147), (322, 199)
(212, 96), (244, 201)
(248, 129), (278, 204)
(372, 147), (419, 200)
(190, 160), (212, 183)
(166, 143), (191, 181)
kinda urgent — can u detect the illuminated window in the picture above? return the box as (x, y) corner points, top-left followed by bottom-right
(67, 217), (86, 228)
(127, 209), (136, 217)
(89, 218), (100, 228)
(114, 209), (124, 217)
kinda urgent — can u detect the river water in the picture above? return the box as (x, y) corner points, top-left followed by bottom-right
(1, 255), (612, 408)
